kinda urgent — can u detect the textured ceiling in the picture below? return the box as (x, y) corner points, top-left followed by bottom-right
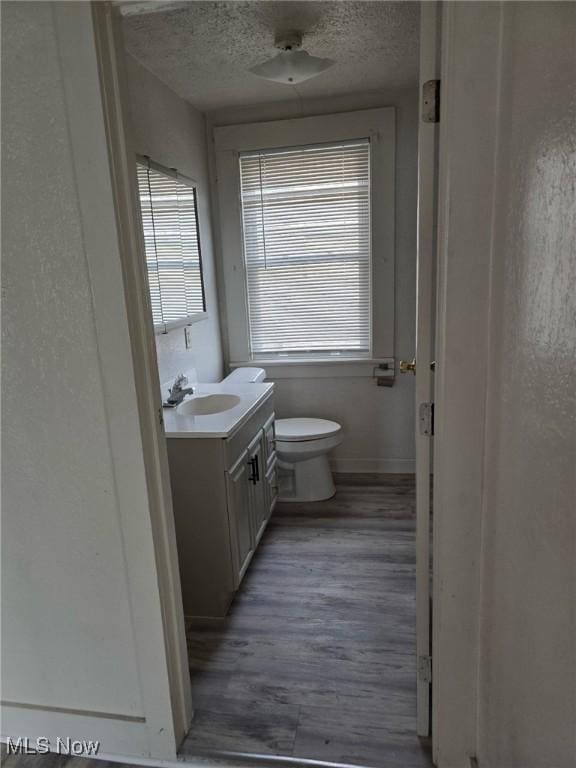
(121, 1), (420, 112)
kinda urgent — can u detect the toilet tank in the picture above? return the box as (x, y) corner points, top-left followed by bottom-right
(223, 367), (266, 384)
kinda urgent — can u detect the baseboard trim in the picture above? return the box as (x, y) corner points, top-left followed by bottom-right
(330, 458), (415, 474)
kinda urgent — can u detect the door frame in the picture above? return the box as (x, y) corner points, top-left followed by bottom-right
(414, 0), (442, 739)
(91, 1), (193, 749)
(90, 1), (489, 764)
(431, 3), (508, 765)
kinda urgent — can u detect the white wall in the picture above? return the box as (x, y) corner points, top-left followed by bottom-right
(433, 3), (576, 766)
(125, 55), (223, 385)
(208, 88), (419, 473)
(477, 3), (576, 766)
(1, 3), (180, 757)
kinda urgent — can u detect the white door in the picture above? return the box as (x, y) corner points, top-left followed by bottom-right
(400, 1), (442, 739)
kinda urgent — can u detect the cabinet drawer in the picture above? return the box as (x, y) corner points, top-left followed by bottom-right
(225, 396), (274, 469)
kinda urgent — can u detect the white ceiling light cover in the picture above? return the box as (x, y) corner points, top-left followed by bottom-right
(250, 44), (335, 85)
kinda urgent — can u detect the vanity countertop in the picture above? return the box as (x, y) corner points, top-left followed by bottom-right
(162, 381), (274, 439)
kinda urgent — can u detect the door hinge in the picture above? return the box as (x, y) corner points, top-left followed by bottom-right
(418, 654), (432, 683)
(422, 79), (440, 123)
(419, 402), (434, 437)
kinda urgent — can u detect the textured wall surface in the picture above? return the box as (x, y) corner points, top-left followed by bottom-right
(208, 88), (419, 472)
(125, 54), (224, 386)
(122, 1), (419, 111)
(433, 4), (576, 767)
(1, 1), (143, 715)
(478, 4), (576, 766)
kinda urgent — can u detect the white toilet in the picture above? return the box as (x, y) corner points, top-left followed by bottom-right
(275, 418), (342, 502)
(222, 369), (342, 503)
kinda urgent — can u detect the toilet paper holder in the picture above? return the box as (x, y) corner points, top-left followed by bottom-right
(373, 359), (395, 387)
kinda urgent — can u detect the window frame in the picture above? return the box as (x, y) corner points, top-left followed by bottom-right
(214, 108), (395, 369)
(136, 155), (208, 335)
(239, 138), (373, 360)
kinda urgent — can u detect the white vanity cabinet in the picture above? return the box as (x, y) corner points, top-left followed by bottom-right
(166, 393), (277, 620)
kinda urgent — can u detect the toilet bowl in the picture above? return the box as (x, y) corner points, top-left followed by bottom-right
(275, 418), (342, 502)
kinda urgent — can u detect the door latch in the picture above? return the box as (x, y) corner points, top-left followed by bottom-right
(399, 359), (416, 374)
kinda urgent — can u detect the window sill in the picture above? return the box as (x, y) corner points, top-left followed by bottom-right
(229, 357), (395, 380)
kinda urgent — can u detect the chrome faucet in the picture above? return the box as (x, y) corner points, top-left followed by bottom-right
(164, 373), (195, 408)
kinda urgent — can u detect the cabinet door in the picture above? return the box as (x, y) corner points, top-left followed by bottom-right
(265, 457), (278, 515)
(226, 450), (253, 586)
(263, 413), (276, 467)
(247, 431), (268, 545)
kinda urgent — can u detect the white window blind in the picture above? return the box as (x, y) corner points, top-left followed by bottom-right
(137, 161), (205, 332)
(239, 139), (371, 358)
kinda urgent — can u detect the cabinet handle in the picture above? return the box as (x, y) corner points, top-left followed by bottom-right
(254, 454), (260, 483)
(248, 457), (259, 485)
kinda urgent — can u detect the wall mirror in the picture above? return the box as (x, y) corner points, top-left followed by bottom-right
(136, 155), (207, 333)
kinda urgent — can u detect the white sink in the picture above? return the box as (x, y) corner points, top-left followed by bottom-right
(176, 393), (241, 416)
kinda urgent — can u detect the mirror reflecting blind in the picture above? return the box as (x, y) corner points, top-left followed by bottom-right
(239, 139), (371, 358)
(137, 161), (205, 332)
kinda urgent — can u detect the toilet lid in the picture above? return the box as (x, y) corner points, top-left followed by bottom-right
(275, 418), (341, 442)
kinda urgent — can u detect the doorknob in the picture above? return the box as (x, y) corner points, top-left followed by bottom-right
(399, 359), (416, 374)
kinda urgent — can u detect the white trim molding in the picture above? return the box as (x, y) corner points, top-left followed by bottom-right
(213, 108), (396, 367)
(229, 357), (395, 380)
(91, 1), (192, 755)
(432, 3), (505, 765)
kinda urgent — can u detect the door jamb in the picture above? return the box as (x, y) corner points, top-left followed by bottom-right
(91, 1), (193, 747)
(431, 3), (506, 765)
(415, 0), (442, 740)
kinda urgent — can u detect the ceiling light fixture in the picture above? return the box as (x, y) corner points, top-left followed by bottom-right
(249, 32), (335, 85)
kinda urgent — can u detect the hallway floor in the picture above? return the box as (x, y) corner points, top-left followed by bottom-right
(181, 473), (432, 768)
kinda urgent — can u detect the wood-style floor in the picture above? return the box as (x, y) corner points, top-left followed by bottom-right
(182, 473), (432, 768)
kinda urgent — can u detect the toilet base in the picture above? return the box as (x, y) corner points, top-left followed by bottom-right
(277, 455), (336, 502)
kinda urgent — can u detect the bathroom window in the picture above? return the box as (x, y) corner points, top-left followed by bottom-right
(214, 108), (395, 370)
(136, 157), (206, 333)
(239, 140), (371, 358)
